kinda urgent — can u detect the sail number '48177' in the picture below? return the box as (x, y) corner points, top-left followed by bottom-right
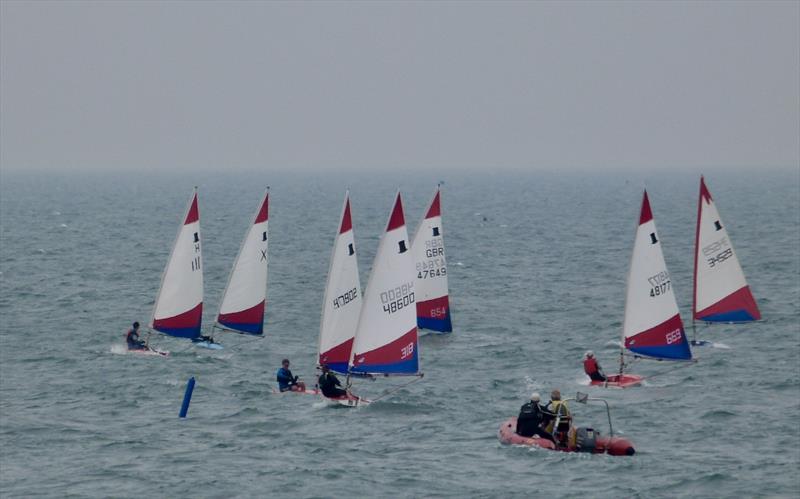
(648, 271), (671, 297)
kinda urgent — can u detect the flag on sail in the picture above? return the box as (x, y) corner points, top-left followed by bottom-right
(693, 176), (760, 322)
(217, 189), (270, 335)
(623, 191), (691, 361)
(151, 189), (204, 339)
(411, 185), (452, 333)
(350, 192), (420, 375)
(318, 192), (362, 374)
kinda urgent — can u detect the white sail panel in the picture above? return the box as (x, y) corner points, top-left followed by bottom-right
(623, 191), (691, 360)
(693, 177), (760, 322)
(350, 192), (419, 375)
(217, 190), (269, 335)
(151, 189), (203, 339)
(411, 186), (451, 332)
(318, 192), (362, 373)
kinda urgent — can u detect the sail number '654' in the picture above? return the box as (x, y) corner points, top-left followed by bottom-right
(381, 282), (414, 314)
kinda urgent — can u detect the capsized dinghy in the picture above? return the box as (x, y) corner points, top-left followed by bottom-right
(498, 393), (635, 456)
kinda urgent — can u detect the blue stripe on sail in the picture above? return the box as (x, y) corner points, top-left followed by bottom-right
(699, 309), (756, 323)
(349, 355), (419, 375)
(326, 361), (350, 375)
(155, 326), (201, 339)
(218, 319), (264, 335)
(418, 315), (452, 333)
(628, 342), (692, 361)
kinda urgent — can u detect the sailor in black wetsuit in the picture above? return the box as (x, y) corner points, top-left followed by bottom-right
(516, 392), (556, 443)
(126, 322), (146, 350)
(318, 365), (348, 398)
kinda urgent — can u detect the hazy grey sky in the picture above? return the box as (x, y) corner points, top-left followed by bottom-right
(1, 1), (798, 173)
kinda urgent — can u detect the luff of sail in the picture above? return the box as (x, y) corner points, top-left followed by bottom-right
(350, 192), (420, 375)
(623, 191), (691, 361)
(151, 189), (203, 339)
(216, 189), (270, 335)
(318, 192), (362, 374)
(693, 176), (760, 322)
(411, 185), (452, 333)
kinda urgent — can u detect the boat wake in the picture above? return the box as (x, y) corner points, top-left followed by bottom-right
(109, 344), (128, 355)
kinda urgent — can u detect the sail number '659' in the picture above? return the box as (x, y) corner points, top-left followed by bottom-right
(381, 282), (414, 314)
(665, 329), (683, 345)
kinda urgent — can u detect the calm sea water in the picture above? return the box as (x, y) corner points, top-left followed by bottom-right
(1, 169), (798, 498)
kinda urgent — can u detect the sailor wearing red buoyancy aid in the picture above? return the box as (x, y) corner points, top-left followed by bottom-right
(583, 351), (607, 382)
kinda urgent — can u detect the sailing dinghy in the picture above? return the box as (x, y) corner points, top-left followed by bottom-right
(591, 191), (693, 388)
(208, 189), (271, 349)
(691, 176), (760, 346)
(146, 188), (204, 352)
(326, 191), (423, 406)
(411, 185), (452, 333)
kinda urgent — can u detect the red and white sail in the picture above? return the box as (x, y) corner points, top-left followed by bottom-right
(350, 192), (420, 375)
(216, 189), (270, 335)
(411, 185), (452, 333)
(318, 192), (362, 374)
(693, 176), (760, 322)
(623, 191), (691, 361)
(150, 188), (203, 339)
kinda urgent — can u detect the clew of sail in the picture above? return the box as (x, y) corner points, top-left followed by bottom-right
(693, 176), (760, 323)
(216, 189), (270, 335)
(350, 192), (420, 375)
(318, 192), (362, 374)
(623, 191), (691, 361)
(151, 188), (204, 339)
(411, 185), (452, 333)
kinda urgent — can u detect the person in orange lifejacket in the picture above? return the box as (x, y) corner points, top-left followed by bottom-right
(583, 351), (607, 382)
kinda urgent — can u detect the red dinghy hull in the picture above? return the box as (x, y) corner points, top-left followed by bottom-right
(325, 392), (371, 407)
(271, 388), (321, 396)
(589, 374), (643, 388)
(498, 418), (635, 456)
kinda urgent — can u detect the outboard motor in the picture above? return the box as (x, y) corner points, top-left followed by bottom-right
(575, 427), (598, 452)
